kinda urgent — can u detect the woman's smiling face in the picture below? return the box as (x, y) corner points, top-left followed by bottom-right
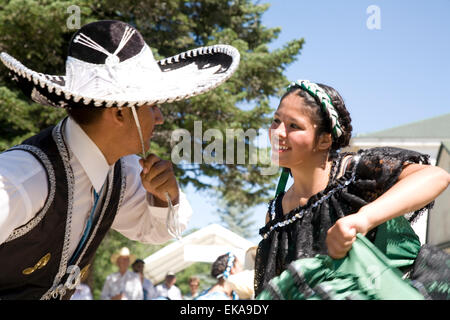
(269, 93), (318, 168)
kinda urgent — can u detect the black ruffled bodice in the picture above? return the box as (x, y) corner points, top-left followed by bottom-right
(254, 147), (433, 296)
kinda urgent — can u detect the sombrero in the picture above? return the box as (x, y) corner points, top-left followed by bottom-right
(0, 20), (240, 109)
(110, 247), (136, 265)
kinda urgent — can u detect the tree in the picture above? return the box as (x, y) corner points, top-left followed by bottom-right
(217, 198), (257, 239)
(0, 0), (304, 296)
(0, 0), (83, 150)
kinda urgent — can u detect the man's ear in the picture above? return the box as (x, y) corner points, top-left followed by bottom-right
(316, 133), (332, 151)
(108, 107), (126, 126)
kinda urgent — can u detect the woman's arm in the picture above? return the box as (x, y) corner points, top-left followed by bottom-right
(326, 163), (450, 259)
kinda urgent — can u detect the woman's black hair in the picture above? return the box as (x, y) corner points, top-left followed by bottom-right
(211, 254), (232, 279)
(281, 83), (353, 155)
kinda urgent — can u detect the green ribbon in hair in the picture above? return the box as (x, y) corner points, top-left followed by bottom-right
(288, 80), (344, 139)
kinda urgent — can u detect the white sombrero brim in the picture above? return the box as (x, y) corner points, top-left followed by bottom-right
(0, 44), (240, 108)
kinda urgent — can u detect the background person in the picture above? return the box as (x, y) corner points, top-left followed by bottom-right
(70, 281), (93, 300)
(195, 252), (242, 300)
(226, 246), (257, 299)
(132, 259), (158, 300)
(183, 276), (200, 300)
(101, 247), (143, 300)
(155, 271), (183, 300)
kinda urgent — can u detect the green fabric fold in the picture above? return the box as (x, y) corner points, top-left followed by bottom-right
(257, 231), (424, 300)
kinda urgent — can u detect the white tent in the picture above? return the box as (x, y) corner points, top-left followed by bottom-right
(143, 223), (256, 284)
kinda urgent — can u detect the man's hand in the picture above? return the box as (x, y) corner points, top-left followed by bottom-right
(139, 154), (179, 207)
(326, 212), (371, 259)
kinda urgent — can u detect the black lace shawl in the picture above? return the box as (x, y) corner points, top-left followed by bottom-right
(254, 147), (433, 296)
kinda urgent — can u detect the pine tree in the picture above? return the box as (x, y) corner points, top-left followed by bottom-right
(217, 199), (257, 239)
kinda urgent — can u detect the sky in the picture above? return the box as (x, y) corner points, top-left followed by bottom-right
(183, 0), (450, 243)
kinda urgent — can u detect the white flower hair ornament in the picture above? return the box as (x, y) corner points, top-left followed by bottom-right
(216, 252), (236, 280)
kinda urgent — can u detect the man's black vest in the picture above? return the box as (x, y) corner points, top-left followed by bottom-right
(0, 119), (126, 300)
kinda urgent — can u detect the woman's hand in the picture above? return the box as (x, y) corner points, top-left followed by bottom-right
(139, 153), (179, 207)
(326, 212), (371, 259)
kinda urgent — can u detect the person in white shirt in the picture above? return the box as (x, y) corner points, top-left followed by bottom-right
(132, 258), (158, 300)
(70, 283), (93, 300)
(0, 19), (239, 300)
(183, 276), (200, 300)
(101, 247), (143, 300)
(155, 272), (183, 300)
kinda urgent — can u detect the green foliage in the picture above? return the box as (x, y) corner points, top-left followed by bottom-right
(0, 0), (304, 298)
(0, 86), (67, 150)
(217, 198), (257, 239)
(0, 0), (88, 151)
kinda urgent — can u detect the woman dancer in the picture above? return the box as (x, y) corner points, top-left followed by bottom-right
(254, 80), (450, 299)
(195, 252), (242, 300)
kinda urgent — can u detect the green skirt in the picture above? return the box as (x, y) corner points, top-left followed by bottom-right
(257, 217), (449, 300)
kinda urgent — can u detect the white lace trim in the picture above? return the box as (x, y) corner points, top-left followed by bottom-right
(261, 155), (361, 240)
(4, 145), (56, 242)
(41, 119), (75, 300)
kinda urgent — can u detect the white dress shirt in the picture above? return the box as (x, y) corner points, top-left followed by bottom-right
(142, 277), (158, 300)
(155, 283), (183, 300)
(70, 283), (93, 300)
(101, 270), (143, 300)
(0, 117), (192, 259)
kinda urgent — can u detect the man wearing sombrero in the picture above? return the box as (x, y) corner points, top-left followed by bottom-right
(101, 247), (143, 300)
(0, 20), (239, 299)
